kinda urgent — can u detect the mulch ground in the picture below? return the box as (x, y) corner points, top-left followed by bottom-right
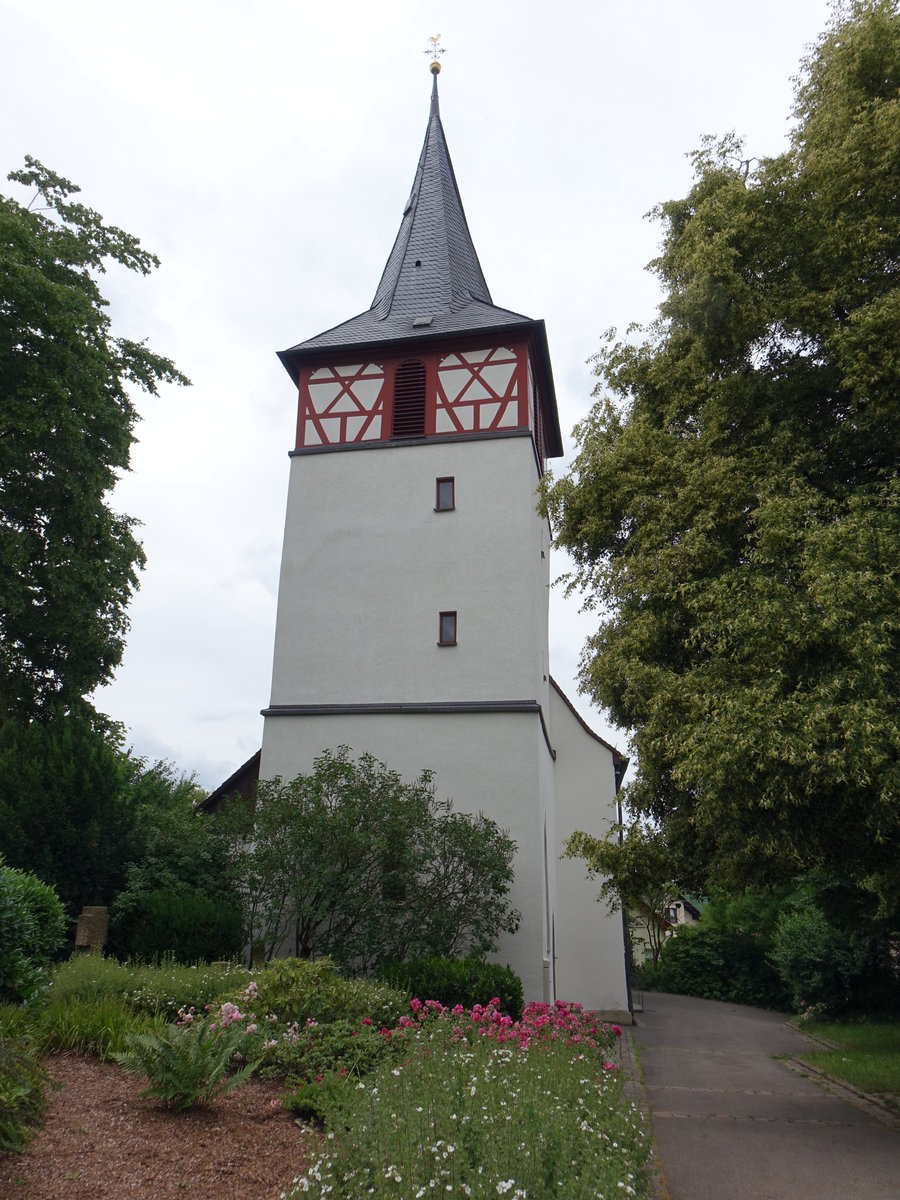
(0, 1053), (318, 1200)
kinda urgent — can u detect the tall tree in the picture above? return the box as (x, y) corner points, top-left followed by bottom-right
(542, 1), (900, 915)
(0, 158), (188, 718)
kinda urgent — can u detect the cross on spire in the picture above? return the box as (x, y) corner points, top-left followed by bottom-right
(424, 34), (445, 74)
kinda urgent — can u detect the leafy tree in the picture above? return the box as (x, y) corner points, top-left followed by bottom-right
(221, 748), (519, 971)
(542, 1), (900, 915)
(0, 158), (188, 719)
(108, 761), (243, 961)
(0, 704), (140, 914)
(564, 821), (677, 967)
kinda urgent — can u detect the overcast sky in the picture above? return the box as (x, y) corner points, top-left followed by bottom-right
(2, 0), (835, 788)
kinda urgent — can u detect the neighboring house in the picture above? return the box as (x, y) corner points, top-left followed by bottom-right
(664, 897), (702, 928)
(210, 65), (631, 1020)
(629, 896), (702, 966)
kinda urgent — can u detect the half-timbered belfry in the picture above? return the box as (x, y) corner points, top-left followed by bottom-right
(259, 61), (631, 1018)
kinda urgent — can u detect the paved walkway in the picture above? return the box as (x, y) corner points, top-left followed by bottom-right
(629, 992), (899, 1200)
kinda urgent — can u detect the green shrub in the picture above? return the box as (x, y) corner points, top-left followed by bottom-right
(109, 888), (243, 964)
(771, 902), (871, 1016)
(115, 1016), (260, 1110)
(257, 1018), (395, 1083)
(50, 954), (249, 1020)
(379, 956), (524, 1020)
(251, 958), (408, 1027)
(638, 927), (790, 1010)
(0, 858), (67, 1006)
(0, 1035), (51, 1152)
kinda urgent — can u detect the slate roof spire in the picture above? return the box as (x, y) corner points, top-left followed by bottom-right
(279, 68), (540, 368)
(369, 67), (493, 322)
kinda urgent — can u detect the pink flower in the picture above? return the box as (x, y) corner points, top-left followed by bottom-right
(247, 1023), (258, 1034)
(612, 1024), (623, 1037)
(361, 1017), (373, 1026)
(603, 1060), (618, 1072)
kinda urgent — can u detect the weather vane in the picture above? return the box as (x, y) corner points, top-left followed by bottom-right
(424, 34), (445, 74)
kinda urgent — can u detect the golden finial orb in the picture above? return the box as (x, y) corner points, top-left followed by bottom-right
(425, 34), (445, 74)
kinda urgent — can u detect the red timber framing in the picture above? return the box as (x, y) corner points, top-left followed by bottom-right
(295, 342), (534, 451)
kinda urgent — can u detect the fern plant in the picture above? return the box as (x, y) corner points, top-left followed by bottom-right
(115, 1016), (259, 1110)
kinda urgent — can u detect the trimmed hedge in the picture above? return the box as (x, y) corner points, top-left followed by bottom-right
(109, 888), (243, 964)
(636, 927), (790, 1011)
(379, 956), (524, 1020)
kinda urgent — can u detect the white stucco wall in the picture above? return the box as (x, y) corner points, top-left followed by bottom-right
(267, 434), (549, 706)
(260, 710), (553, 1002)
(549, 684), (631, 1018)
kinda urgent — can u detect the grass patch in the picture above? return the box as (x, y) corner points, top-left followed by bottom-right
(50, 954), (249, 1020)
(798, 1020), (900, 1100)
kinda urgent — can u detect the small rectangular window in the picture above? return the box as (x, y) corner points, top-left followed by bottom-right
(438, 611), (457, 646)
(435, 477), (455, 511)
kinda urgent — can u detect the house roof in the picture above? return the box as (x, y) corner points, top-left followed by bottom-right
(197, 749), (260, 814)
(277, 73), (563, 457)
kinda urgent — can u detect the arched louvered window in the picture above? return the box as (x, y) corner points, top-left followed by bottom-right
(391, 360), (427, 438)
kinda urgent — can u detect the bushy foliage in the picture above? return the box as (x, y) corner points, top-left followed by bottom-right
(0, 858), (67, 1005)
(49, 954), (249, 1020)
(638, 925), (790, 1010)
(380, 956), (524, 1021)
(771, 900), (873, 1016)
(250, 957), (408, 1028)
(115, 1016), (259, 1110)
(108, 760), (241, 962)
(222, 748), (519, 971)
(0, 1035), (51, 1153)
(109, 888), (243, 964)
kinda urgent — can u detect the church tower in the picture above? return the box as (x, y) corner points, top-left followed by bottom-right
(260, 65), (630, 1016)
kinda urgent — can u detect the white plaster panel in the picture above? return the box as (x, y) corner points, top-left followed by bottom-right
(549, 684), (630, 1015)
(464, 380), (491, 403)
(479, 402), (501, 428)
(303, 420), (322, 447)
(267, 437), (547, 708)
(497, 402), (517, 429)
(351, 378), (383, 407)
(309, 381), (342, 408)
(330, 394), (362, 415)
(335, 363), (365, 376)
(462, 349), (490, 363)
(438, 367), (468, 403)
(480, 363), (515, 395)
(361, 419), (382, 441)
(435, 407), (456, 433)
(344, 415), (366, 440)
(456, 406), (474, 431)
